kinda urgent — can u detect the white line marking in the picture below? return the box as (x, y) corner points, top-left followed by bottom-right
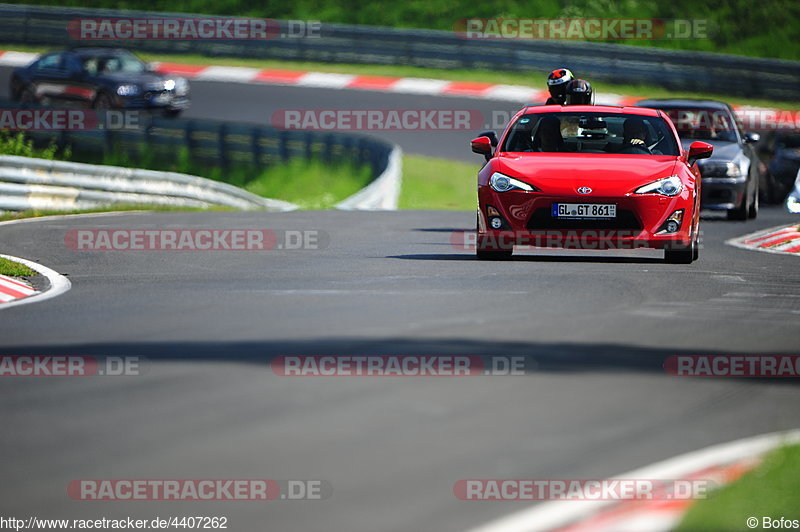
(479, 84), (540, 102)
(296, 72), (357, 88)
(194, 66), (262, 82)
(390, 78), (451, 94)
(0, 254), (71, 310)
(726, 224), (800, 256)
(0, 51), (39, 66)
(464, 429), (800, 532)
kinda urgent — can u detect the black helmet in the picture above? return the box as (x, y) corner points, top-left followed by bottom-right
(564, 79), (594, 105)
(546, 68), (574, 104)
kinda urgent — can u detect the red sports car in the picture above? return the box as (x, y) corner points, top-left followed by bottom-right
(470, 105), (713, 263)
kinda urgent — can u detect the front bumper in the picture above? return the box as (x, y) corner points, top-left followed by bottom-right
(116, 91), (190, 111)
(699, 176), (747, 211)
(478, 188), (695, 250)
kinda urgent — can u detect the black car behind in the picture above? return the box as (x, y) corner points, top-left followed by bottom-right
(636, 99), (761, 220)
(9, 47), (190, 117)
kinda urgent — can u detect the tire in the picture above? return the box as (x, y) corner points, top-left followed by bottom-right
(476, 220), (513, 260)
(727, 194), (748, 221)
(9, 79), (22, 101)
(19, 88), (37, 104)
(748, 187), (759, 219)
(477, 248), (513, 260)
(665, 235), (697, 264)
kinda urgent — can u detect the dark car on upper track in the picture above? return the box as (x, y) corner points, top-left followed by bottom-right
(636, 99), (761, 220)
(9, 48), (190, 116)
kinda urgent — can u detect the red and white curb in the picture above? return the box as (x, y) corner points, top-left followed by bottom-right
(727, 224), (800, 255)
(0, 272), (37, 303)
(464, 429), (800, 532)
(0, 49), (789, 122)
(0, 253), (71, 309)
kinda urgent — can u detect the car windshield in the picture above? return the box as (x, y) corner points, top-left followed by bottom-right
(82, 53), (146, 75)
(501, 112), (680, 155)
(655, 107), (739, 143)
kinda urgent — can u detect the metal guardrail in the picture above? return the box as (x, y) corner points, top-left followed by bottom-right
(0, 3), (798, 101)
(0, 99), (400, 211)
(0, 155), (298, 211)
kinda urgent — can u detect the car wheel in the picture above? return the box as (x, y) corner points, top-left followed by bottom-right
(476, 220), (513, 260)
(727, 194), (749, 221)
(19, 89), (37, 105)
(92, 93), (113, 109)
(477, 248), (513, 260)
(748, 187), (759, 219)
(665, 236), (696, 264)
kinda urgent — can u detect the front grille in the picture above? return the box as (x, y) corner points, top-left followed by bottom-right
(526, 208), (642, 231)
(698, 161), (729, 177)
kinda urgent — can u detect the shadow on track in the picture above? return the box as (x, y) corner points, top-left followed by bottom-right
(0, 339), (795, 385)
(388, 254), (666, 264)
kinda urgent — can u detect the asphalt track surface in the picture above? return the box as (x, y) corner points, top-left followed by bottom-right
(1, 67), (800, 532)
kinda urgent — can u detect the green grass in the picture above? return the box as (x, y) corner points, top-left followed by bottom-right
(0, 130), (62, 159)
(244, 157), (372, 209)
(14, 0), (800, 60)
(674, 443), (800, 532)
(399, 154), (478, 210)
(0, 256), (35, 277)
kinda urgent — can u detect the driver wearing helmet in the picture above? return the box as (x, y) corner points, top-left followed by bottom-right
(564, 79), (594, 105)
(545, 68), (574, 105)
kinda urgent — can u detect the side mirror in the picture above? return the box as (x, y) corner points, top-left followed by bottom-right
(744, 132), (760, 144)
(471, 136), (493, 161)
(145, 62), (158, 73)
(687, 141), (713, 166)
(478, 130), (498, 147)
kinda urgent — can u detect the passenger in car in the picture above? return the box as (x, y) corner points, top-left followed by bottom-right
(532, 116), (565, 152)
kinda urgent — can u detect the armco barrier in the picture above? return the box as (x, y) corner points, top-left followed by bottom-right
(0, 155), (298, 211)
(0, 101), (401, 211)
(0, 3), (798, 100)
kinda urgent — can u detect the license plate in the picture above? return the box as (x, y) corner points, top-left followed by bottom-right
(552, 203), (617, 218)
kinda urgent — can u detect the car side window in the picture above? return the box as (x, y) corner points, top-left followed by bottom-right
(34, 54), (61, 70)
(63, 54), (84, 74)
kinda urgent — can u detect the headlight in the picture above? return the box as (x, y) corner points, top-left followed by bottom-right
(724, 161), (745, 177)
(116, 84), (140, 96)
(173, 77), (189, 96)
(163, 79), (176, 91)
(489, 172), (535, 193)
(635, 175), (683, 197)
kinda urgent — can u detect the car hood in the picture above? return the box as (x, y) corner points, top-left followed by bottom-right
(494, 154), (679, 195)
(679, 139), (741, 162)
